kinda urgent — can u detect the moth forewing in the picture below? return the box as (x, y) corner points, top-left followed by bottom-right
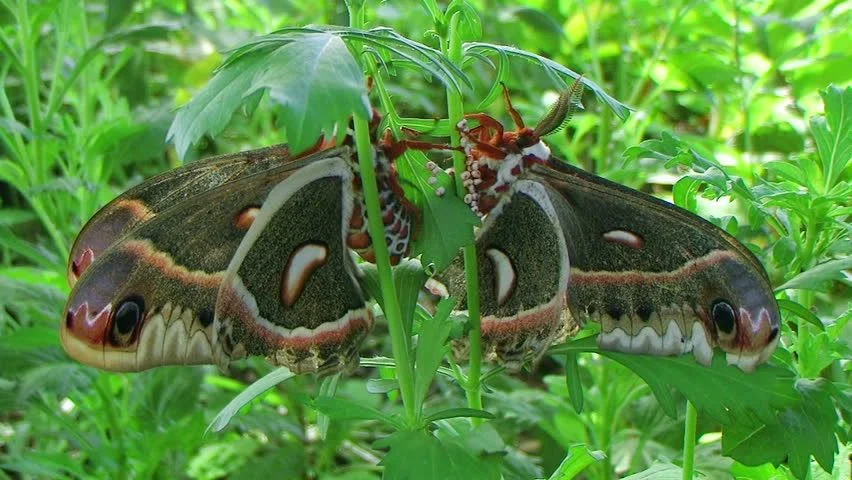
(214, 157), (373, 375)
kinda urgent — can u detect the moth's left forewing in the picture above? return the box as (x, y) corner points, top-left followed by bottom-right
(214, 157), (373, 375)
(531, 162), (780, 371)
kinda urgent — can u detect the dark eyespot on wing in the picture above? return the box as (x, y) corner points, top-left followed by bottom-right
(711, 299), (736, 334)
(636, 302), (654, 322)
(110, 295), (145, 346)
(199, 308), (214, 328)
(606, 303), (625, 321)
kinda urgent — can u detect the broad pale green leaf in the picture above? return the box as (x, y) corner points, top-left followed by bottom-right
(776, 257), (852, 292)
(207, 367), (295, 433)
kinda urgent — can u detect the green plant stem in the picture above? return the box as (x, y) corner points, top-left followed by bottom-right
(682, 400), (698, 480)
(443, 12), (484, 418)
(598, 365), (614, 480)
(352, 115), (417, 424)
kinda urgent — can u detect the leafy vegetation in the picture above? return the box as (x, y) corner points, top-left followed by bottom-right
(1, 1), (848, 479)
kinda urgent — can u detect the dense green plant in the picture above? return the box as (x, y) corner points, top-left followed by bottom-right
(1, 0), (848, 479)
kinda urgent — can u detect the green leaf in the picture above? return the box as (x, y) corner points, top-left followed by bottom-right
(810, 85), (851, 190)
(414, 297), (455, 407)
(463, 43), (632, 121)
(564, 351), (584, 413)
(168, 33), (370, 159)
(551, 336), (798, 425)
(393, 259), (429, 337)
(207, 367), (295, 433)
(397, 150), (479, 270)
(248, 33), (370, 154)
(545, 445), (604, 480)
(722, 379), (839, 479)
(620, 463), (690, 480)
(311, 396), (405, 430)
(776, 257), (852, 292)
(777, 299), (825, 331)
(424, 407), (494, 423)
(378, 430), (501, 480)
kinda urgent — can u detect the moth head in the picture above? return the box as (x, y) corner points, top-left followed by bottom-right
(703, 257), (781, 372)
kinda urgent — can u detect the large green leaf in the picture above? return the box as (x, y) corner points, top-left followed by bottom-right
(722, 379), (839, 479)
(168, 33), (370, 159)
(551, 338), (840, 479)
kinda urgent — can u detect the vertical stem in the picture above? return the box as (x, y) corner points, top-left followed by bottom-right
(598, 365), (613, 480)
(353, 116), (417, 423)
(443, 13), (484, 416)
(682, 400), (698, 480)
(345, 0), (417, 424)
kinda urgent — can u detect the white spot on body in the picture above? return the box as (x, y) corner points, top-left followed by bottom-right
(520, 141), (551, 161)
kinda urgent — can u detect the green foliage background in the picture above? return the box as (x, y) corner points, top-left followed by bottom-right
(0, 1), (849, 479)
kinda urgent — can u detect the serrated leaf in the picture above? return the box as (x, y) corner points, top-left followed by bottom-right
(776, 257), (852, 292)
(378, 429), (501, 480)
(463, 43), (631, 121)
(810, 85), (851, 190)
(248, 33), (370, 154)
(551, 336), (799, 425)
(169, 33), (370, 159)
(207, 367), (295, 433)
(722, 379), (839, 479)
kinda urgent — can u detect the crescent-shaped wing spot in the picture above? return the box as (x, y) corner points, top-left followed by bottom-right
(234, 206), (261, 231)
(485, 248), (517, 307)
(602, 229), (644, 249)
(281, 243), (329, 308)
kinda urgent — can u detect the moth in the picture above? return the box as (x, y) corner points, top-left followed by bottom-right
(62, 132), (419, 374)
(433, 84), (780, 372)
